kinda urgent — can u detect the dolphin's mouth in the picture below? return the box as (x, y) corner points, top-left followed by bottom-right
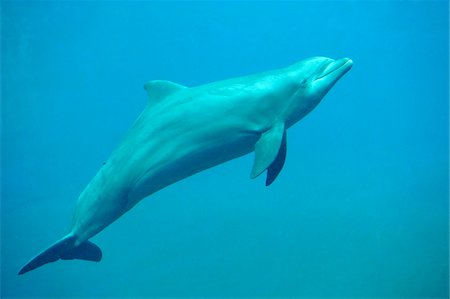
(314, 58), (353, 81)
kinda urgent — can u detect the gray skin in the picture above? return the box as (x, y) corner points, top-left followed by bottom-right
(19, 57), (352, 275)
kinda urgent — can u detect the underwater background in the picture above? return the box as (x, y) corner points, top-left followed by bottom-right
(1, 1), (449, 298)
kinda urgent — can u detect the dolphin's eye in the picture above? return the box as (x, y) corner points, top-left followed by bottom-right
(299, 79), (308, 88)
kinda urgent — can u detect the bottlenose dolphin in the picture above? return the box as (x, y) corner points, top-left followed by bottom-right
(18, 56), (352, 275)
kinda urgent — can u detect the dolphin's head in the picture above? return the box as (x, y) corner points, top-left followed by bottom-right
(284, 56), (353, 125)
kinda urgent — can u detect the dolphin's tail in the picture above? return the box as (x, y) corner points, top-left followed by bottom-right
(18, 235), (102, 275)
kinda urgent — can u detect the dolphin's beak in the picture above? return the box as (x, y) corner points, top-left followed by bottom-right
(315, 58), (353, 82)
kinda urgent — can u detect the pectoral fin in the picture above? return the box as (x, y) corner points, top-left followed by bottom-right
(265, 129), (287, 186)
(250, 122), (287, 185)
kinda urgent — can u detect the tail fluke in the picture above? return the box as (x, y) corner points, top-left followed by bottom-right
(18, 235), (102, 275)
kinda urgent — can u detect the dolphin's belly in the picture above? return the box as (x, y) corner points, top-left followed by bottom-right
(126, 128), (259, 208)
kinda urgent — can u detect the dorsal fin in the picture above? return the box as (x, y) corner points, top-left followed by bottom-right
(143, 80), (187, 104)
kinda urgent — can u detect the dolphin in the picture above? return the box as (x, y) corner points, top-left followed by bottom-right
(18, 56), (352, 275)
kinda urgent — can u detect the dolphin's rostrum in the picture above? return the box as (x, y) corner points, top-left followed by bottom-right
(18, 57), (353, 275)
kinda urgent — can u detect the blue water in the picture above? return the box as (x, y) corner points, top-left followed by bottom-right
(1, 1), (448, 298)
